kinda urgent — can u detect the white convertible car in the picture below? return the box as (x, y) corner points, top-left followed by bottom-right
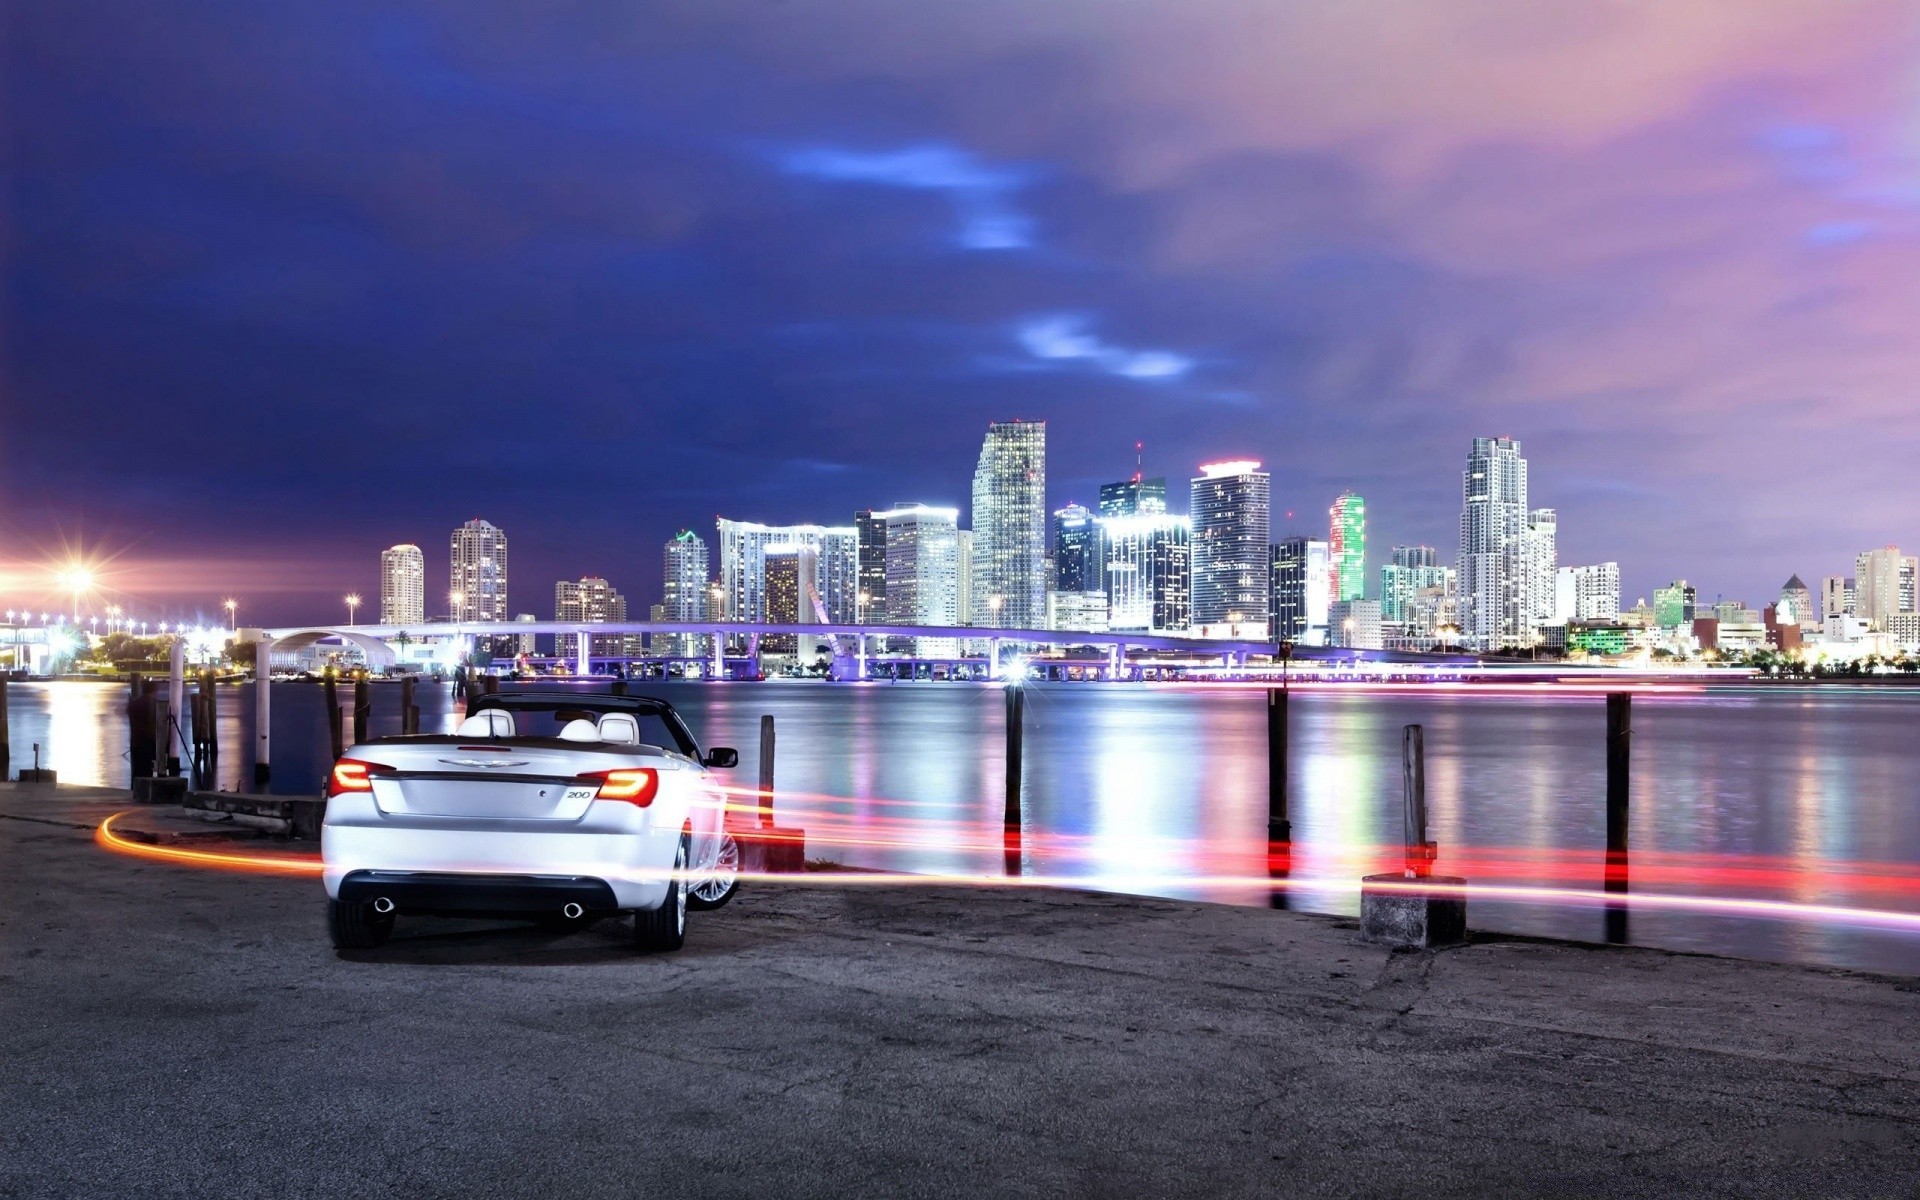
(321, 691), (742, 952)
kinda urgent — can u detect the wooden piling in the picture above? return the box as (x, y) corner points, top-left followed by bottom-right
(758, 714), (776, 828)
(0, 676), (9, 780)
(399, 675), (417, 736)
(252, 644), (271, 790)
(1266, 688), (1290, 841)
(1402, 724), (1432, 878)
(352, 679), (371, 744)
(322, 675), (344, 763)
(152, 695), (172, 778)
(1004, 683), (1025, 876)
(1605, 693), (1631, 943)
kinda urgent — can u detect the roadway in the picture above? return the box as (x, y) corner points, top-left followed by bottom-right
(5, 783), (1916, 1198)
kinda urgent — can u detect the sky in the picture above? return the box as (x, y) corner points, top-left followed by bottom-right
(5, 1), (1920, 626)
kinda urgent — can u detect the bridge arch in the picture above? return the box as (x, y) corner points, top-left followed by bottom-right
(267, 628), (399, 667)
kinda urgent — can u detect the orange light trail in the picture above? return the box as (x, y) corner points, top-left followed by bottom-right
(90, 810), (1920, 936)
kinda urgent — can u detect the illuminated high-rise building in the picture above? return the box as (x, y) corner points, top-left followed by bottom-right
(1777, 575), (1816, 631)
(1189, 460), (1271, 638)
(554, 577), (628, 663)
(1821, 575), (1854, 623)
(1556, 563), (1620, 622)
(1272, 536), (1331, 645)
(450, 519), (509, 650)
(379, 543), (425, 626)
(763, 545), (820, 657)
(970, 420), (1047, 630)
(1853, 546), (1918, 630)
(661, 530), (710, 657)
(715, 519), (857, 624)
(1652, 580), (1697, 629)
(1052, 503), (1103, 594)
(1329, 492), (1366, 605)
(854, 510), (888, 622)
(1100, 513), (1190, 633)
(1458, 437), (1529, 651)
(1098, 476), (1167, 519)
(879, 504), (961, 655)
(1380, 545), (1448, 625)
(1520, 507), (1559, 633)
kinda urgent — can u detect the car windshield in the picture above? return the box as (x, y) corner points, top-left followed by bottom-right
(474, 697), (697, 756)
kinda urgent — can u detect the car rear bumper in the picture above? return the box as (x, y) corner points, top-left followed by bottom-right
(336, 870), (620, 918)
(322, 820), (674, 909)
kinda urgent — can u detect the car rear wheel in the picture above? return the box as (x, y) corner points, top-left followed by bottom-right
(687, 830), (741, 911)
(328, 898), (394, 949)
(632, 833), (688, 953)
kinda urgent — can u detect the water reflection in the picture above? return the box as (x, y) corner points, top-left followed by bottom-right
(13, 679), (1920, 973)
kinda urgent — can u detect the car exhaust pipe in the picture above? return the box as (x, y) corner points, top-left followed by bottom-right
(372, 897), (396, 914)
(562, 902), (585, 920)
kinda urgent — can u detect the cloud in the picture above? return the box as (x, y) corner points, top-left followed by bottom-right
(778, 143), (1035, 249)
(1016, 315), (1194, 380)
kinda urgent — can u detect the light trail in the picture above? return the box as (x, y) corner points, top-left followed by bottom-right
(91, 810), (1920, 937)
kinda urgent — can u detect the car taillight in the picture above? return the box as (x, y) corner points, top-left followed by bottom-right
(327, 759), (390, 797)
(582, 768), (659, 806)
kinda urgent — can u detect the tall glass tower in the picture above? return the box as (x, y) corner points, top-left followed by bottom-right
(1329, 491), (1366, 604)
(1458, 437), (1529, 651)
(379, 543), (425, 626)
(1189, 460), (1271, 637)
(970, 420), (1047, 629)
(661, 530), (709, 656)
(450, 519), (509, 623)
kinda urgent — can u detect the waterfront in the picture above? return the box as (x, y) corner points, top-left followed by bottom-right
(14, 679), (1920, 973)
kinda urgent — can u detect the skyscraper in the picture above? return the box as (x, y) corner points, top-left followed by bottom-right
(379, 543), (425, 626)
(1098, 475), (1168, 518)
(1821, 575), (1854, 623)
(1652, 581), (1697, 628)
(554, 577), (628, 663)
(1100, 513), (1190, 633)
(1525, 508), (1558, 629)
(1272, 536), (1331, 645)
(1777, 575), (1815, 631)
(1558, 563), (1621, 621)
(879, 504), (961, 655)
(715, 520), (858, 625)
(1853, 547), (1917, 630)
(762, 545), (820, 657)
(662, 530), (709, 657)
(450, 519), (509, 648)
(854, 510), (888, 622)
(1052, 503), (1104, 594)
(1189, 460), (1271, 638)
(1380, 545), (1448, 625)
(970, 420), (1047, 630)
(1458, 437), (1529, 651)
(1329, 492), (1366, 605)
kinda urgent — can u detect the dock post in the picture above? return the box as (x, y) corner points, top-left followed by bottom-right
(1267, 685), (1291, 908)
(1605, 692), (1631, 944)
(757, 714), (775, 828)
(1004, 680), (1025, 874)
(1360, 723), (1464, 947)
(322, 675), (343, 763)
(252, 636), (271, 789)
(352, 678), (371, 744)
(399, 675), (417, 735)
(166, 637), (186, 776)
(0, 676), (9, 781)
(153, 694), (172, 778)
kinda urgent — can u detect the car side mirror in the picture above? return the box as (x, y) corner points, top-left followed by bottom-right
(702, 747), (739, 769)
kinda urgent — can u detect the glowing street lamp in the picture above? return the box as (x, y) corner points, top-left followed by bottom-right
(345, 593), (362, 626)
(60, 566), (92, 622)
(224, 598), (238, 631)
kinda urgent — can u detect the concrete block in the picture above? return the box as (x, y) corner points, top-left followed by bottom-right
(740, 826), (807, 874)
(132, 776), (187, 804)
(1360, 873), (1467, 949)
(16, 768), (57, 784)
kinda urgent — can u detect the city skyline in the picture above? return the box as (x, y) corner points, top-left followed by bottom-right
(8, 6), (1918, 624)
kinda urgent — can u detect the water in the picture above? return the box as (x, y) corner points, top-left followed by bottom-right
(13, 678), (1920, 973)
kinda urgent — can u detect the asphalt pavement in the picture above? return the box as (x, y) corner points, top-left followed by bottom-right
(4, 782), (1920, 1198)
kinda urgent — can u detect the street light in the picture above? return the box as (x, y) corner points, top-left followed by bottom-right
(60, 566), (91, 622)
(224, 598), (238, 631)
(345, 593), (362, 625)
